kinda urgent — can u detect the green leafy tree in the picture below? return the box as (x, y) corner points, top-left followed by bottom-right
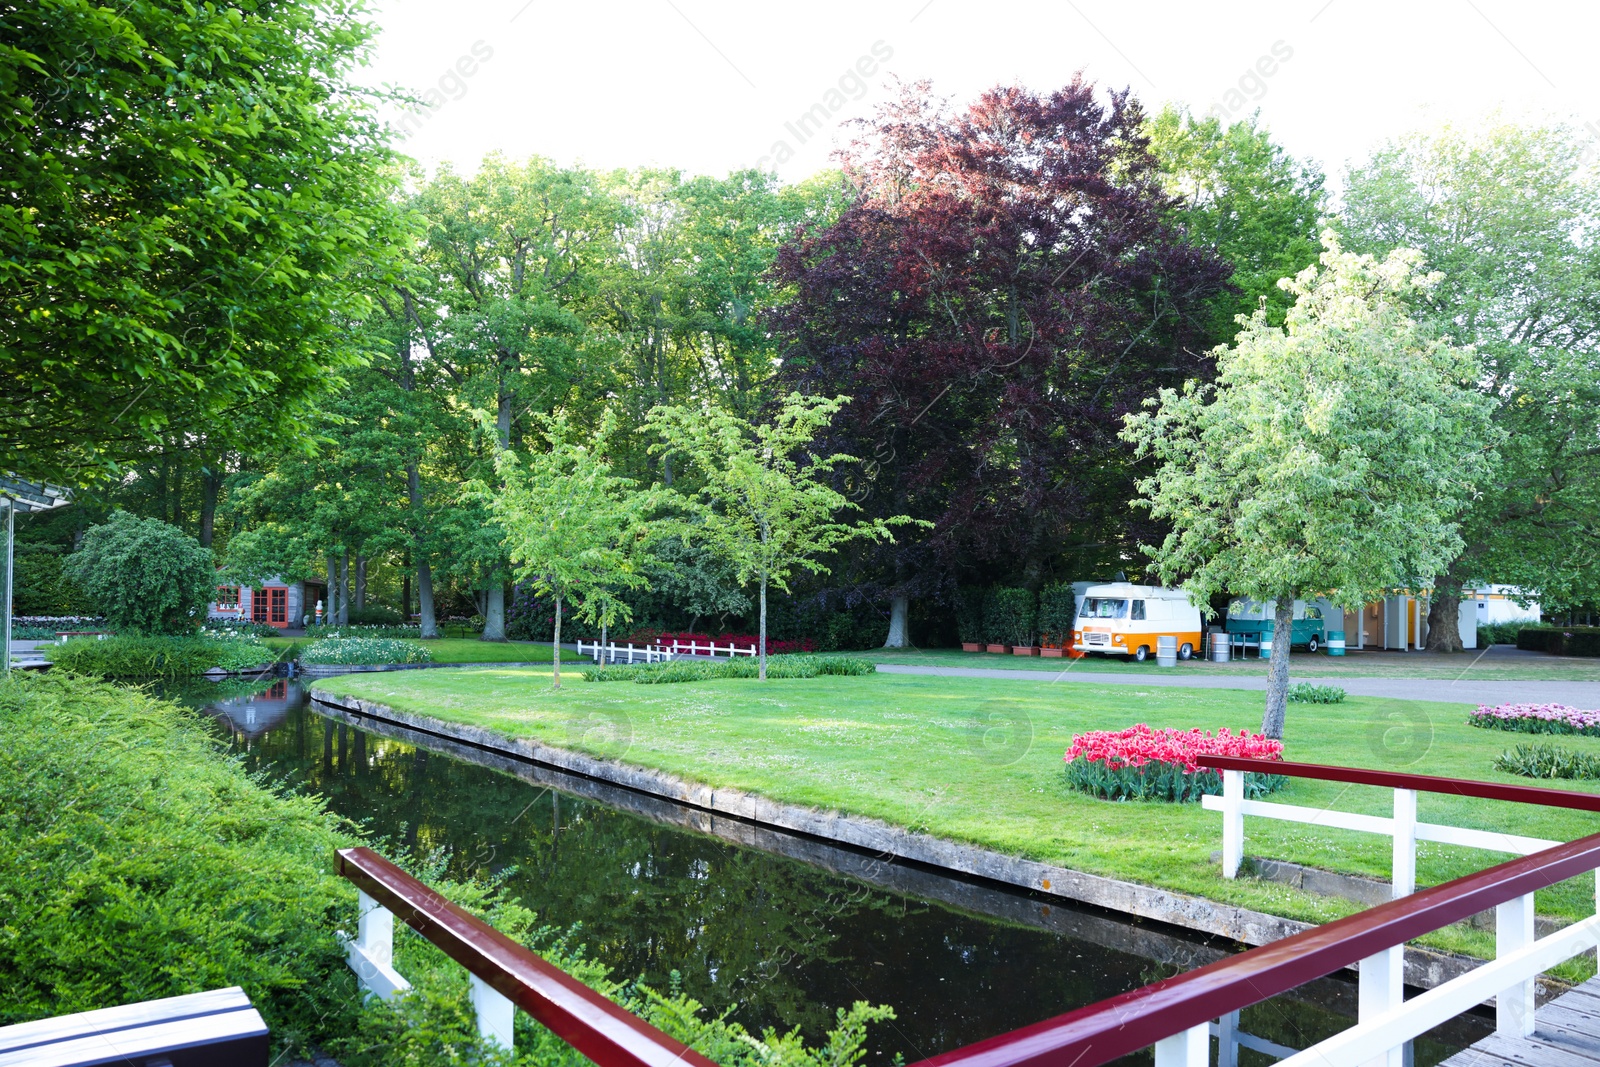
(3, 0), (398, 486)
(488, 413), (660, 688)
(1122, 234), (1496, 736)
(1145, 106), (1327, 340)
(1340, 119), (1600, 642)
(648, 395), (919, 680)
(64, 513), (216, 634)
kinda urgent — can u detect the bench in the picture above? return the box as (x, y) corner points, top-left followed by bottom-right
(0, 987), (267, 1067)
(54, 631), (110, 644)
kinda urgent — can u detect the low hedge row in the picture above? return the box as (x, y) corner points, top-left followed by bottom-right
(48, 635), (275, 678)
(584, 655), (875, 684)
(299, 637), (432, 665)
(1516, 627), (1600, 657)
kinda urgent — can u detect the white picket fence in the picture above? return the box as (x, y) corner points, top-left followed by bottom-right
(576, 638), (767, 664)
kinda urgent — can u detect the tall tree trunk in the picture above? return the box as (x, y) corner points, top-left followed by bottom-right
(338, 551), (350, 626)
(482, 583), (507, 641)
(884, 593), (910, 648)
(170, 452), (185, 530)
(354, 556), (367, 612)
(1261, 598), (1295, 739)
(199, 455), (221, 548)
(407, 463), (440, 638)
(1425, 567), (1466, 653)
(325, 557), (337, 625)
(552, 593), (562, 689)
(402, 550), (411, 625)
(758, 570), (768, 682)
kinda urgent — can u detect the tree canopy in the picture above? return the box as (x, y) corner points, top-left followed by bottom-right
(1123, 234), (1496, 735)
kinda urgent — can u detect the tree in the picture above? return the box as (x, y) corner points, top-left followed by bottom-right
(3, 0), (398, 487)
(64, 513), (216, 634)
(1144, 106), (1326, 340)
(488, 413), (659, 688)
(770, 80), (1230, 644)
(1122, 234), (1496, 737)
(648, 395), (917, 680)
(1340, 120), (1600, 645)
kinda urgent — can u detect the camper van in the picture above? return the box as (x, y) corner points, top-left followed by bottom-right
(1072, 583), (1204, 661)
(1224, 597), (1337, 652)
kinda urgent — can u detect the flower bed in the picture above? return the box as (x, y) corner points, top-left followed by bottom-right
(299, 638), (432, 666)
(1063, 725), (1286, 803)
(1469, 703), (1600, 737)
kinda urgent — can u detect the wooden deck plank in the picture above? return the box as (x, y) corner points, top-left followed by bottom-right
(1440, 979), (1600, 1067)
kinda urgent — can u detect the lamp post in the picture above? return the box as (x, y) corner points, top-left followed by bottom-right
(0, 476), (73, 675)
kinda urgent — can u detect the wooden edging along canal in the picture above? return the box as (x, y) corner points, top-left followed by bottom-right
(307, 688), (1527, 996)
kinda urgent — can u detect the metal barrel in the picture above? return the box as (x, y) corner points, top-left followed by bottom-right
(1259, 634), (1273, 659)
(1156, 634), (1178, 667)
(1327, 630), (1346, 656)
(1209, 631), (1230, 662)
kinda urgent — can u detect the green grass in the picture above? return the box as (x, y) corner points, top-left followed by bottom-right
(848, 645), (1600, 682)
(266, 637), (581, 664)
(314, 667), (1600, 968)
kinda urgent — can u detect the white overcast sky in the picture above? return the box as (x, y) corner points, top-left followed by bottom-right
(359, 0), (1600, 193)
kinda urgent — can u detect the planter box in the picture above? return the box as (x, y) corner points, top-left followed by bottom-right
(985, 643), (1011, 654)
(1012, 646), (1039, 656)
(961, 642), (983, 652)
(1040, 648), (1065, 658)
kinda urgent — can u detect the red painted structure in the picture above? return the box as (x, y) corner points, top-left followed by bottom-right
(337, 761), (1600, 1067)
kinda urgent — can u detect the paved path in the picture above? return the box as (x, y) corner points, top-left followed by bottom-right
(874, 664), (1600, 707)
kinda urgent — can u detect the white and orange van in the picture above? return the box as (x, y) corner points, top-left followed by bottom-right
(1072, 583), (1204, 661)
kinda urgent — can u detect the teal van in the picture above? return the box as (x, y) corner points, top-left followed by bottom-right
(1224, 598), (1332, 653)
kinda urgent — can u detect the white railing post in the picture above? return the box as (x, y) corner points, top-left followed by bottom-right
(470, 973), (516, 1050)
(1153, 1023), (1209, 1066)
(1496, 892), (1536, 1037)
(1221, 769), (1245, 878)
(1216, 1010), (1240, 1067)
(347, 890), (411, 1001)
(1392, 788), (1417, 898)
(1358, 948), (1405, 1067)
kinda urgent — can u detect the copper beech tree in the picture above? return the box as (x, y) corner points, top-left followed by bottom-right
(771, 79), (1230, 645)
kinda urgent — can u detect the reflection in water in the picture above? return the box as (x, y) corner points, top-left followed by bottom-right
(161, 677), (1481, 1065)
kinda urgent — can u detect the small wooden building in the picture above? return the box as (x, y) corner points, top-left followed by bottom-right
(210, 576), (326, 630)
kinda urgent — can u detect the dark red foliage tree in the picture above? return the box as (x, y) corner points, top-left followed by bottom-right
(771, 79), (1231, 644)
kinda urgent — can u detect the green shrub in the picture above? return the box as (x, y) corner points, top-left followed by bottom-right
(1476, 621), (1524, 646)
(12, 543), (94, 616)
(10, 625), (59, 640)
(0, 672), (360, 1055)
(63, 512), (216, 634)
(583, 654), (874, 684)
(1287, 683), (1346, 704)
(955, 588), (986, 644)
(1516, 626), (1600, 657)
(347, 605), (404, 625)
(984, 587), (1037, 646)
(1038, 583), (1078, 644)
(300, 637), (432, 665)
(48, 635), (275, 678)
(1494, 743), (1600, 781)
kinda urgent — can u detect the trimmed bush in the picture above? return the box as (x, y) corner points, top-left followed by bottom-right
(1287, 683), (1346, 704)
(985, 587), (1037, 646)
(1516, 626), (1600, 657)
(300, 638), (432, 665)
(0, 672), (359, 1053)
(955, 588), (986, 644)
(1494, 743), (1600, 781)
(63, 512), (215, 634)
(584, 654), (874, 684)
(1038, 583), (1078, 645)
(1476, 621), (1524, 646)
(48, 635), (275, 678)
(346, 605), (404, 626)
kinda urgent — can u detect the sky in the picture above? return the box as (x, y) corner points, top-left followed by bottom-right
(360, 0), (1600, 193)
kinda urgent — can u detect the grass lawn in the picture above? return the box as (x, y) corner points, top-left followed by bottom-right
(847, 645), (1600, 682)
(314, 666), (1600, 967)
(265, 637), (582, 664)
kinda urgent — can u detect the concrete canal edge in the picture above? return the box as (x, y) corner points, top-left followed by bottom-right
(307, 688), (1527, 996)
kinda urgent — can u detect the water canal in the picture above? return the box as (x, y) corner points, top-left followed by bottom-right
(167, 674), (1489, 1065)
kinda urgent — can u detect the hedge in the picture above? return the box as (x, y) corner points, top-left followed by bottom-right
(984, 587), (1037, 646)
(48, 635), (276, 678)
(1516, 627), (1600, 657)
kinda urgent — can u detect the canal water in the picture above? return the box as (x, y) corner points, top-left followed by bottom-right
(167, 675), (1487, 1066)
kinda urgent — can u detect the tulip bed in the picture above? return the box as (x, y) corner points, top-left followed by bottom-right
(1064, 724), (1287, 802)
(1468, 703), (1600, 738)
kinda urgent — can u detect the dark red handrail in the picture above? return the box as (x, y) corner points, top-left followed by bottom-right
(1198, 755), (1600, 812)
(903, 831), (1600, 1067)
(337, 847), (717, 1067)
